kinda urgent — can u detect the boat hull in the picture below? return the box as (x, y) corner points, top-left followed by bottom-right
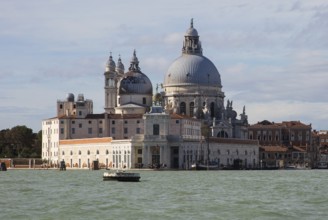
(103, 172), (140, 182)
(191, 163), (219, 170)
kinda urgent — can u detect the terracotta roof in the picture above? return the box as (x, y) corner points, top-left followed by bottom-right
(170, 113), (192, 119)
(60, 137), (112, 145)
(282, 121), (311, 129)
(260, 146), (288, 152)
(107, 114), (143, 119)
(292, 146), (306, 152)
(249, 120), (284, 129)
(250, 120), (311, 129)
(209, 137), (259, 145)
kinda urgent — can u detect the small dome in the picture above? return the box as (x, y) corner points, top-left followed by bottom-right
(77, 94), (84, 102)
(186, 28), (198, 37)
(66, 93), (74, 102)
(185, 18), (198, 37)
(118, 50), (152, 95)
(116, 56), (125, 74)
(130, 51), (139, 64)
(119, 72), (152, 95)
(105, 54), (116, 72)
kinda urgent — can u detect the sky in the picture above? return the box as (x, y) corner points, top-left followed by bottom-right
(0, 0), (328, 133)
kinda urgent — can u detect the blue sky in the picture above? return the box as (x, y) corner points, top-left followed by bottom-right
(1, 0), (328, 132)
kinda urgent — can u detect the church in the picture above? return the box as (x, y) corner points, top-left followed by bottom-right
(41, 20), (259, 169)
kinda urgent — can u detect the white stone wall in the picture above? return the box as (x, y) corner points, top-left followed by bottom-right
(59, 139), (133, 169)
(180, 140), (259, 169)
(41, 118), (60, 165)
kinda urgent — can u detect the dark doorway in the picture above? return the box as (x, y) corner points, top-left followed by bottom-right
(171, 147), (179, 169)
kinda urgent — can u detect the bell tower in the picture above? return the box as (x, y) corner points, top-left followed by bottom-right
(104, 53), (118, 114)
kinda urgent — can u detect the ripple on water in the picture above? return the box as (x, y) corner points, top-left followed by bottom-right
(1, 170), (328, 219)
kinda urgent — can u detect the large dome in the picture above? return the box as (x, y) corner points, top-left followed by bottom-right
(164, 54), (221, 87)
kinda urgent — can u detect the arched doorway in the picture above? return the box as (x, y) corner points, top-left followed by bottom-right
(217, 130), (228, 138)
(180, 102), (186, 115)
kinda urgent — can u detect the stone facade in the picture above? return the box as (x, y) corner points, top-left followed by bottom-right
(41, 20), (259, 169)
(248, 120), (314, 168)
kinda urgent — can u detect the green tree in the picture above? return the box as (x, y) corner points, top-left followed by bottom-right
(6, 126), (35, 158)
(0, 129), (13, 157)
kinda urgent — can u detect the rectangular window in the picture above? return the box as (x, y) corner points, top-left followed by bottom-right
(111, 127), (115, 134)
(124, 128), (128, 134)
(153, 124), (160, 135)
(72, 128), (75, 134)
(136, 127), (141, 134)
(88, 128), (92, 134)
(112, 120), (115, 125)
(79, 123), (82, 128)
(60, 128), (64, 134)
(137, 149), (142, 154)
(99, 128), (103, 134)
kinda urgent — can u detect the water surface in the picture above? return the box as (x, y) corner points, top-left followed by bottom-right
(1, 169), (327, 219)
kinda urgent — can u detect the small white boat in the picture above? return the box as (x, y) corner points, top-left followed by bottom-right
(317, 162), (328, 169)
(191, 163), (219, 170)
(103, 171), (140, 182)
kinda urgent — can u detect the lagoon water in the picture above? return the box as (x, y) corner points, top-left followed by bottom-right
(1, 169), (328, 220)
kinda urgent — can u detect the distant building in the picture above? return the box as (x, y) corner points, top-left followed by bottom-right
(248, 120), (314, 168)
(41, 20), (259, 169)
(313, 130), (328, 168)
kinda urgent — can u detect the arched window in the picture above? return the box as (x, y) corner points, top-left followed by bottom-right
(189, 102), (194, 117)
(96, 150), (99, 155)
(106, 150), (109, 155)
(70, 151), (73, 156)
(62, 151), (65, 156)
(78, 150), (81, 155)
(180, 102), (186, 115)
(87, 150), (90, 155)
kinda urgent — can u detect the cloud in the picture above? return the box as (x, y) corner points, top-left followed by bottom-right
(1, 0), (328, 132)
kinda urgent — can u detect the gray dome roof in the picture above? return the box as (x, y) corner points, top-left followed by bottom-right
(106, 55), (116, 72)
(115, 56), (125, 73)
(186, 18), (198, 37)
(186, 27), (198, 37)
(119, 71), (152, 95)
(119, 50), (153, 95)
(164, 54), (221, 87)
(66, 93), (74, 102)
